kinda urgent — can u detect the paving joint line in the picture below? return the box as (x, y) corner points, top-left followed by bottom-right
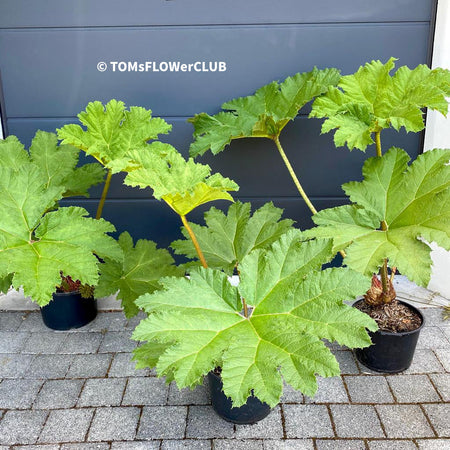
(384, 375), (399, 403)
(35, 409), (51, 445)
(279, 403), (288, 439)
(418, 403), (439, 438)
(340, 374), (353, 403)
(104, 351), (117, 378)
(184, 404), (190, 439)
(325, 403), (338, 438)
(372, 404), (388, 438)
(84, 406), (98, 443)
(432, 348), (448, 371)
(426, 373), (445, 402)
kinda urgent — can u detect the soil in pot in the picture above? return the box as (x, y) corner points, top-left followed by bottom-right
(354, 299), (424, 373)
(208, 369), (272, 424)
(40, 290), (97, 331)
(355, 299), (422, 332)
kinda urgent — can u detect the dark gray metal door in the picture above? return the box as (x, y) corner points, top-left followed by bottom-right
(0, 1), (437, 245)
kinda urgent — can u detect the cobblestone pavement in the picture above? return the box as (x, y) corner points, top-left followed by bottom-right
(0, 308), (449, 449)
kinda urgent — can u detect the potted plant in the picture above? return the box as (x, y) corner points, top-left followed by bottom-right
(0, 146), (122, 329)
(117, 143), (377, 423)
(132, 228), (377, 423)
(0, 130), (119, 329)
(304, 57), (450, 372)
(55, 100), (195, 321)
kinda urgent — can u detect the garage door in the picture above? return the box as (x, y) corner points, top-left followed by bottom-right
(0, 1), (437, 246)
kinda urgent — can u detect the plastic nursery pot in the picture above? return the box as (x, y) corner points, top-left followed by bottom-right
(208, 371), (272, 424)
(40, 291), (97, 331)
(354, 299), (424, 373)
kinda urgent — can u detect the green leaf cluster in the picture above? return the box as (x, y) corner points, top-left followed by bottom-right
(132, 230), (376, 407)
(57, 99), (172, 173)
(0, 131), (104, 198)
(0, 165), (122, 305)
(96, 232), (184, 318)
(171, 201), (294, 274)
(189, 67), (341, 156)
(124, 142), (239, 216)
(311, 58), (450, 151)
(302, 147), (450, 286)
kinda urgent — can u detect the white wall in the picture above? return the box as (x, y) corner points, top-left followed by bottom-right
(423, 0), (450, 298)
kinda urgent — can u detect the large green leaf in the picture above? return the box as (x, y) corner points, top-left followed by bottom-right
(57, 99), (172, 173)
(171, 201), (294, 274)
(0, 135), (30, 169)
(303, 147), (450, 286)
(0, 131), (104, 198)
(124, 142), (239, 216)
(133, 230), (375, 407)
(96, 232), (184, 318)
(311, 58), (450, 151)
(0, 274), (13, 294)
(0, 165), (122, 305)
(189, 67), (341, 157)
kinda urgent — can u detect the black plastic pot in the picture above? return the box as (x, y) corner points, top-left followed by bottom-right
(40, 291), (97, 330)
(354, 299), (424, 373)
(208, 371), (271, 424)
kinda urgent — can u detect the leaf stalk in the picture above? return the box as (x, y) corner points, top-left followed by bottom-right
(273, 136), (318, 215)
(242, 299), (249, 318)
(180, 215), (208, 269)
(375, 131), (382, 157)
(273, 136), (347, 259)
(380, 258), (389, 298)
(96, 169), (113, 220)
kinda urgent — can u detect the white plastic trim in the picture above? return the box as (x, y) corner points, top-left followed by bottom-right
(423, 0), (450, 299)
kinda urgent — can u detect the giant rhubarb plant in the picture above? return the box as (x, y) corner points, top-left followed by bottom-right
(302, 147), (450, 304)
(0, 130), (107, 295)
(57, 99), (171, 219)
(0, 164), (122, 305)
(132, 230), (377, 407)
(188, 67), (340, 216)
(308, 58), (450, 306)
(124, 142), (239, 268)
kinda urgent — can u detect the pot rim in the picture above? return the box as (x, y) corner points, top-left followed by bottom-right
(53, 289), (81, 296)
(208, 369), (222, 380)
(353, 298), (425, 336)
